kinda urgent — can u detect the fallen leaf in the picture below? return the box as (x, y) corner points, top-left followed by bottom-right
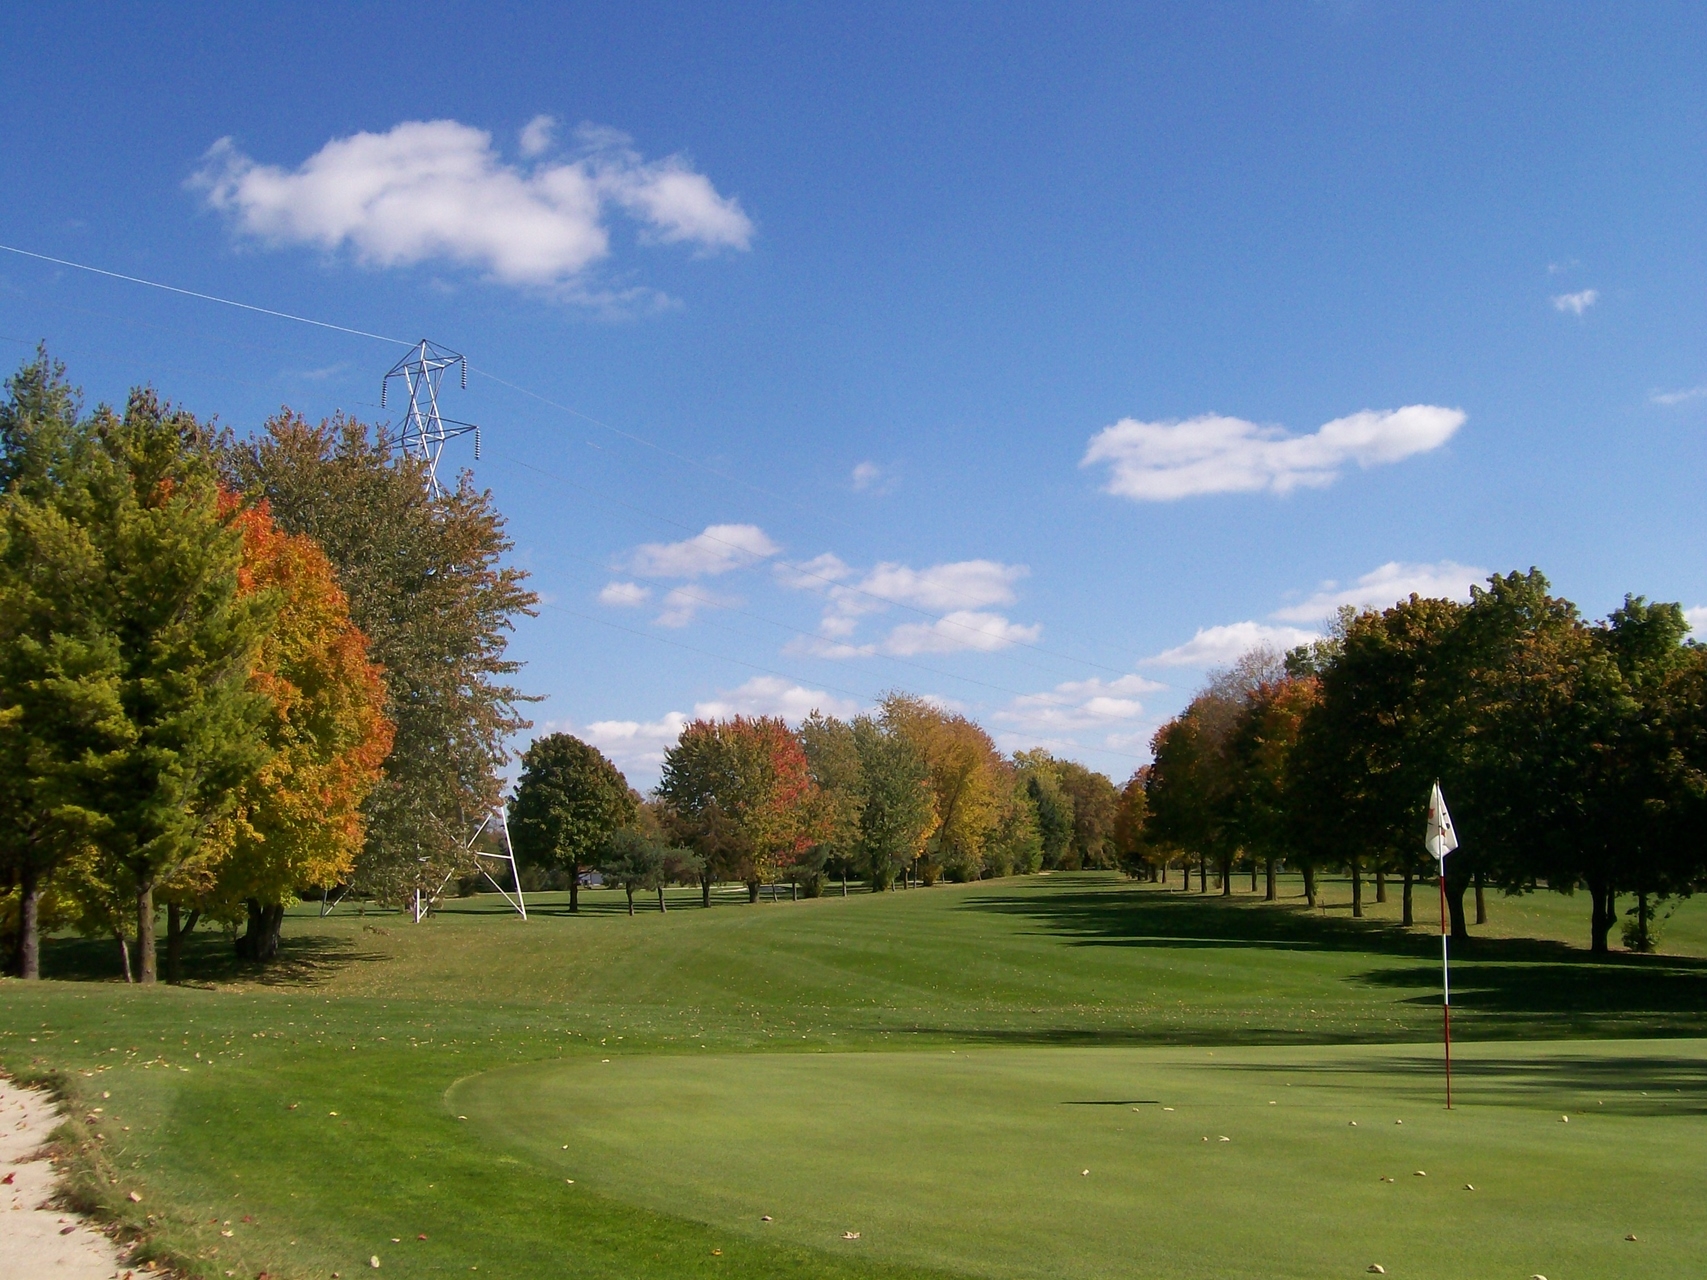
(127, 1191), (143, 1202)
(60, 1226), (76, 1235)
(417, 1234), (428, 1241)
(760, 1215), (772, 1222)
(1368, 1267), (1386, 1275)
(842, 1232), (861, 1240)
(220, 1230), (233, 1238)
(1413, 1171), (1426, 1177)
(1626, 1234), (1638, 1242)
(711, 1248), (722, 1256)
(1218, 1136), (1230, 1143)
(370, 1257), (382, 1269)
(1, 1173), (13, 1184)
(1464, 1184), (1475, 1191)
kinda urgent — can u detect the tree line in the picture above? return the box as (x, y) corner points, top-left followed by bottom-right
(509, 693), (1124, 907)
(0, 352), (536, 981)
(1130, 571), (1707, 953)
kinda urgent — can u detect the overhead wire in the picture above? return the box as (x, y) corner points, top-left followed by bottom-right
(0, 241), (1151, 698)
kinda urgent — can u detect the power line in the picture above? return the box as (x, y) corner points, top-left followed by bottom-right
(1, 240), (1141, 682)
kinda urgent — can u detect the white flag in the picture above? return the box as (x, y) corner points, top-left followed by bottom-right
(1425, 781), (1458, 860)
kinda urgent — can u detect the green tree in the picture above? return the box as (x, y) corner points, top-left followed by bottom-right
(850, 715), (936, 889)
(1057, 761), (1120, 870)
(222, 411), (536, 904)
(798, 711), (865, 893)
(599, 828), (667, 916)
(508, 734), (636, 913)
(1014, 751), (1075, 869)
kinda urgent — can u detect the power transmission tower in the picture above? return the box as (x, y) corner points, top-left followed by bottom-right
(381, 339), (481, 497)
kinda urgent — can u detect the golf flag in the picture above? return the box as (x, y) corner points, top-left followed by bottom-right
(1425, 781), (1458, 861)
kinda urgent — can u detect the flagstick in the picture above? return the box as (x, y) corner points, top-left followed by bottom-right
(1438, 865), (1452, 1110)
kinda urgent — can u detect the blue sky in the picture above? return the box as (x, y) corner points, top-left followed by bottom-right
(4, 2), (1705, 786)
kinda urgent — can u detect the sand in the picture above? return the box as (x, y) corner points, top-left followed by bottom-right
(0, 1079), (130, 1279)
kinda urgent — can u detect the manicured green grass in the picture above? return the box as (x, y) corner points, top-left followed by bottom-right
(457, 1040), (1707, 1280)
(2, 873), (1703, 1279)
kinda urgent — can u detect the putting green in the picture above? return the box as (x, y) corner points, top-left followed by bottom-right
(452, 1040), (1707, 1280)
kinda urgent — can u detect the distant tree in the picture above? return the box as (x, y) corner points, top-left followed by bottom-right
(798, 711), (865, 893)
(658, 717), (819, 903)
(883, 694), (1004, 883)
(983, 773), (1043, 879)
(221, 411), (536, 905)
(1057, 761), (1120, 870)
(1229, 674), (1319, 904)
(1014, 751), (1075, 869)
(850, 715), (936, 889)
(599, 828), (667, 916)
(509, 734), (636, 913)
(1111, 770), (1151, 879)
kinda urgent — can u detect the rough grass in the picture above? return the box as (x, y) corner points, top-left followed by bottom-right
(1, 872), (1703, 1278)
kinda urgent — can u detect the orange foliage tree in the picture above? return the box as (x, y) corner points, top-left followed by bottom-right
(180, 496), (392, 965)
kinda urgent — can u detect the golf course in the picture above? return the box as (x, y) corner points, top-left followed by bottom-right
(4, 872), (1704, 1279)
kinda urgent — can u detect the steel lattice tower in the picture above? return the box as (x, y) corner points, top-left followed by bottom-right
(381, 339), (480, 497)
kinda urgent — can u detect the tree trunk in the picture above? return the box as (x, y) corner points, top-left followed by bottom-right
(841, 871), (848, 897)
(1250, 860), (1258, 893)
(136, 883), (157, 984)
(1445, 876), (1469, 943)
(570, 872), (581, 915)
(747, 880), (761, 903)
(16, 863), (40, 980)
(657, 885), (667, 913)
(701, 873), (713, 907)
(1351, 857), (1363, 918)
(1221, 855), (1232, 896)
(167, 903), (182, 983)
(1588, 882), (1612, 953)
(1265, 856), (1276, 902)
(625, 886), (634, 916)
(1159, 860), (1167, 884)
(1633, 891), (1651, 952)
(1375, 870), (1387, 904)
(1474, 870), (1487, 925)
(1302, 862), (1317, 908)
(1401, 869), (1414, 927)
(235, 900), (284, 962)
(1180, 858), (1189, 891)
(117, 933), (133, 984)
(1199, 855), (1208, 893)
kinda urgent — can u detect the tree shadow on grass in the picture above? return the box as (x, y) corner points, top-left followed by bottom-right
(1210, 1047), (1707, 1115)
(39, 927), (373, 988)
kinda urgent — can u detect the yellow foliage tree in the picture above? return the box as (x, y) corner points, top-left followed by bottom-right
(178, 496), (392, 966)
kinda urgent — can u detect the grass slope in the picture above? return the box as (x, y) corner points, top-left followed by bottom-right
(0, 873), (1703, 1279)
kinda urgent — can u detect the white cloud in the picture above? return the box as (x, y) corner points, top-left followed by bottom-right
(655, 586), (740, 628)
(1144, 621), (1320, 669)
(1082, 405), (1465, 501)
(192, 119), (753, 290)
(575, 677), (860, 782)
(996, 674), (1166, 737)
(772, 552), (852, 590)
(882, 611), (1043, 656)
(598, 581), (651, 607)
(627, 524), (779, 578)
(1270, 560), (1487, 623)
(850, 461), (896, 494)
(691, 676), (860, 722)
(518, 114), (557, 157)
(578, 711), (689, 777)
(1652, 385), (1707, 407)
(1686, 606), (1707, 636)
(1552, 289), (1599, 316)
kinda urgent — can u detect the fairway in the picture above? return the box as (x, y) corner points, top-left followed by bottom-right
(6, 874), (1707, 1278)
(455, 1040), (1707, 1280)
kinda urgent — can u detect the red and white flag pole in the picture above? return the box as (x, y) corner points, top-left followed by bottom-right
(1426, 781), (1460, 1110)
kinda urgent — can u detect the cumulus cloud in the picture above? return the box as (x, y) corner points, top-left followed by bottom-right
(1270, 560), (1487, 623)
(192, 119), (753, 291)
(780, 555), (1039, 657)
(1144, 621), (1320, 669)
(1652, 385), (1707, 407)
(626, 524), (779, 578)
(1082, 405), (1465, 501)
(1686, 606), (1707, 636)
(576, 678), (860, 781)
(882, 611), (1044, 656)
(655, 586), (741, 628)
(996, 674), (1166, 737)
(691, 675), (860, 722)
(518, 114), (557, 157)
(1552, 289), (1599, 316)
(598, 581), (651, 607)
